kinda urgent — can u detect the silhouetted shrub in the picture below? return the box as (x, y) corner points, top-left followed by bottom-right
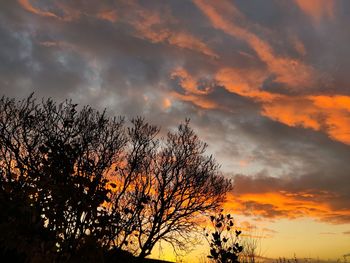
(205, 212), (243, 263)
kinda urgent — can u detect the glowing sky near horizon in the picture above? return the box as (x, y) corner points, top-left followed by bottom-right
(0, 0), (350, 261)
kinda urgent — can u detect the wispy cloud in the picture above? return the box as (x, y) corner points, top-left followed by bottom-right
(294, 0), (336, 24)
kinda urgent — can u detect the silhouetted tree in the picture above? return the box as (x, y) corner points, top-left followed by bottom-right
(99, 118), (160, 253)
(0, 94), (232, 261)
(107, 119), (232, 258)
(0, 94), (126, 261)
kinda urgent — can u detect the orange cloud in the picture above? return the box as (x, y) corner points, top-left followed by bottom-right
(262, 95), (350, 144)
(171, 91), (219, 110)
(19, 1), (118, 22)
(171, 68), (350, 147)
(215, 67), (277, 102)
(194, 0), (317, 90)
(173, 68), (350, 145)
(171, 68), (211, 95)
(129, 7), (170, 43)
(261, 96), (322, 131)
(125, 1), (217, 58)
(168, 31), (218, 58)
(225, 191), (350, 224)
(311, 95), (350, 111)
(294, 0), (335, 24)
(96, 10), (118, 23)
(171, 66), (350, 145)
(169, 68), (224, 110)
(18, 0), (83, 21)
(18, 0), (58, 18)
(227, 175), (350, 224)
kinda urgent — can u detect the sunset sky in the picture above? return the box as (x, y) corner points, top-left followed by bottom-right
(1, 0), (350, 261)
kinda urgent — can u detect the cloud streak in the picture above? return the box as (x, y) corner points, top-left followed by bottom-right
(227, 174), (350, 224)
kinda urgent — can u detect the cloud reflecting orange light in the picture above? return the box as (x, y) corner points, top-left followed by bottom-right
(262, 96), (350, 144)
(225, 191), (350, 224)
(294, 0), (335, 24)
(194, 0), (318, 90)
(18, 0), (58, 19)
(170, 91), (219, 110)
(124, 1), (218, 58)
(96, 10), (118, 23)
(165, 0), (350, 146)
(172, 69), (350, 145)
(18, 0), (113, 22)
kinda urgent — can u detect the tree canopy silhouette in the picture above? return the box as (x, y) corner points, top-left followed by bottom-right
(0, 94), (231, 262)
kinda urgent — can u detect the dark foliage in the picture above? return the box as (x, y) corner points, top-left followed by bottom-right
(0, 94), (126, 261)
(0, 94), (231, 262)
(205, 212), (243, 263)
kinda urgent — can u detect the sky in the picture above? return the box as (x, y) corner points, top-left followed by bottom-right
(0, 0), (350, 261)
